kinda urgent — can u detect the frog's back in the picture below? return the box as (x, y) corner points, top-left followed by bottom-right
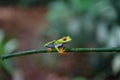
(44, 40), (55, 47)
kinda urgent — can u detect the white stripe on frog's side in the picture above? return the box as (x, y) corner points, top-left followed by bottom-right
(55, 43), (63, 47)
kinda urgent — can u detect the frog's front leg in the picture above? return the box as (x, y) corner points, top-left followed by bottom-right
(59, 47), (66, 55)
(54, 44), (66, 55)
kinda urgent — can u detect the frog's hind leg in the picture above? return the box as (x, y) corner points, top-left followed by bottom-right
(48, 48), (52, 53)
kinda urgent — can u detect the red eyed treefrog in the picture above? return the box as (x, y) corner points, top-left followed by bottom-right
(44, 36), (72, 54)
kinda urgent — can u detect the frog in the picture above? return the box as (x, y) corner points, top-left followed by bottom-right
(44, 36), (72, 54)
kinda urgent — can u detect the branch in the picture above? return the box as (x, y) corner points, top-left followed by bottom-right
(1, 48), (120, 60)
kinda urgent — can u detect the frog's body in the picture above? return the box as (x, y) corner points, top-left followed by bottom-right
(44, 36), (72, 54)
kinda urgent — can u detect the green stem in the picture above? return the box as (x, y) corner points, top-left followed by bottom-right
(1, 48), (120, 60)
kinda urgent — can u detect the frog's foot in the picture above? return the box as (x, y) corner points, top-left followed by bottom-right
(48, 48), (52, 53)
(59, 48), (66, 55)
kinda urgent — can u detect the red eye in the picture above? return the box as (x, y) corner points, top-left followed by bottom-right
(63, 37), (67, 41)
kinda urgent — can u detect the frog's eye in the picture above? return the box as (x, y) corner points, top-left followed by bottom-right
(63, 37), (67, 41)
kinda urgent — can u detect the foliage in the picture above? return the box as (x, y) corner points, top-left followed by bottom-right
(45, 0), (120, 79)
(0, 0), (120, 79)
(0, 0), (54, 6)
(0, 29), (17, 75)
(72, 76), (86, 80)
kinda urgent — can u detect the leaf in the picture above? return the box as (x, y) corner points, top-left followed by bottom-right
(70, 0), (94, 12)
(72, 77), (86, 80)
(4, 39), (18, 53)
(2, 59), (13, 74)
(112, 54), (120, 74)
(0, 29), (4, 45)
(47, 1), (69, 21)
(0, 29), (5, 55)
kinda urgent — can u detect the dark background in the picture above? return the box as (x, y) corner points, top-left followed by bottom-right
(0, 0), (120, 80)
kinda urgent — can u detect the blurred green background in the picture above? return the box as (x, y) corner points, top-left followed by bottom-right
(0, 0), (120, 80)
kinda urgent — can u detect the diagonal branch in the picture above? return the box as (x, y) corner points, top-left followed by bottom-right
(1, 48), (120, 60)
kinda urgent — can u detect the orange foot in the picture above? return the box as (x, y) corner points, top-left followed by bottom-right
(59, 48), (66, 55)
(48, 48), (52, 53)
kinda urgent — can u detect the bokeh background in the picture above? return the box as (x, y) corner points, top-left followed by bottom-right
(0, 0), (120, 80)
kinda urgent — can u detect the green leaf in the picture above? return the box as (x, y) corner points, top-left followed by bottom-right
(72, 77), (86, 80)
(112, 54), (120, 74)
(47, 1), (69, 21)
(70, 0), (93, 12)
(0, 29), (4, 46)
(2, 59), (13, 74)
(0, 29), (5, 55)
(4, 39), (18, 53)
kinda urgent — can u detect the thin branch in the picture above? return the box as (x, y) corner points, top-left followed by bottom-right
(1, 48), (120, 60)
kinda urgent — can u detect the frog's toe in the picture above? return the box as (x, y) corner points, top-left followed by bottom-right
(59, 48), (66, 55)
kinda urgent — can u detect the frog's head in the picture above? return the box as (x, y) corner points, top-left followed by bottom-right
(57, 36), (72, 43)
